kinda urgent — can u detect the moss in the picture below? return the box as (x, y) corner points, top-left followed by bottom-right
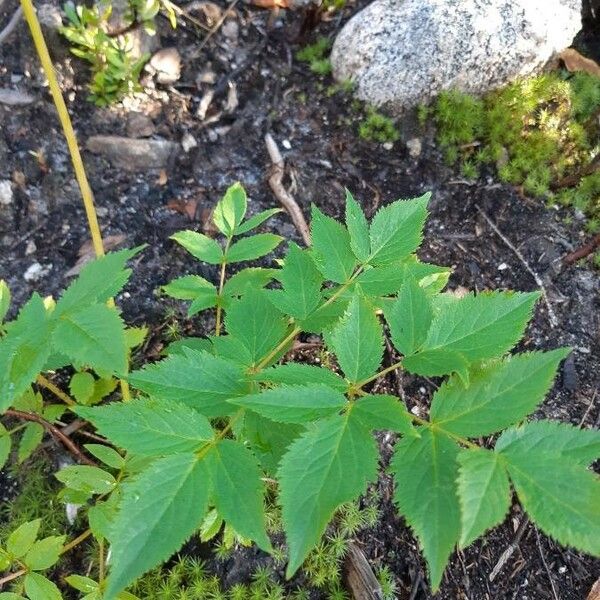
(296, 38), (333, 76)
(359, 110), (400, 143)
(432, 71), (600, 225)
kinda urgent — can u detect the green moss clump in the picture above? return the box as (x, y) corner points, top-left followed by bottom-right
(359, 110), (400, 143)
(296, 38), (333, 75)
(432, 72), (600, 224)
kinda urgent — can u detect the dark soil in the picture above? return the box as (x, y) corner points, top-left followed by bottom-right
(0, 1), (599, 599)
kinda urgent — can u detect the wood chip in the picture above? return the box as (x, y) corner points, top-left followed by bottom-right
(588, 578), (600, 600)
(343, 542), (383, 600)
(65, 234), (127, 277)
(559, 48), (600, 78)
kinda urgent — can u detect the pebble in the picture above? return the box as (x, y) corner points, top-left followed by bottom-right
(0, 180), (13, 205)
(181, 132), (198, 153)
(149, 48), (182, 85)
(24, 262), (52, 282)
(497, 262), (508, 271)
(282, 139), (292, 150)
(126, 112), (155, 138)
(207, 129), (218, 142)
(86, 135), (179, 171)
(406, 137), (422, 158)
(382, 141), (394, 150)
(221, 19), (239, 41)
(25, 240), (36, 255)
(0, 88), (36, 106)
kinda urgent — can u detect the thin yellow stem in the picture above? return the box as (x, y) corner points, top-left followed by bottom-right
(0, 568), (26, 588)
(215, 238), (231, 336)
(98, 539), (105, 584)
(355, 359), (403, 390)
(36, 374), (76, 406)
(60, 529), (92, 554)
(196, 409), (244, 460)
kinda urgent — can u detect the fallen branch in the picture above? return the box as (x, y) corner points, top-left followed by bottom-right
(5, 409), (97, 466)
(475, 204), (558, 328)
(489, 518), (529, 582)
(265, 133), (311, 246)
(343, 542), (383, 600)
(563, 233), (600, 265)
(0, 6), (22, 46)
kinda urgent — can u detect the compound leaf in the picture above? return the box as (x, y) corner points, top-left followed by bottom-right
(311, 205), (356, 283)
(327, 294), (383, 383)
(368, 194), (429, 265)
(279, 413), (378, 577)
(391, 427), (460, 591)
(105, 453), (210, 599)
(231, 384), (347, 424)
(0, 279), (10, 324)
(352, 394), (417, 437)
(402, 349), (470, 385)
(76, 398), (213, 456)
(206, 440), (271, 552)
(236, 208), (282, 235)
(213, 182), (247, 236)
(345, 190), (370, 262)
(24, 535), (65, 570)
(129, 350), (248, 418)
(162, 276), (217, 316)
(24, 573), (61, 600)
(251, 363), (346, 392)
(222, 268), (277, 297)
(226, 234), (282, 263)
(456, 449), (511, 547)
(430, 349), (570, 437)
(267, 243), (323, 320)
(419, 291), (539, 362)
(7, 519), (41, 558)
(52, 304), (127, 376)
(170, 231), (223, 265)
(384, 276), (432, 355)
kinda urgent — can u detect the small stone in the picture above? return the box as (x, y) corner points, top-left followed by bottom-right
(282, 139), (292, 150)
(181, 132), (198, 153)
(24, 262), (52, 282)
(221, 19), (239, 41)
(86, 135), (179, 171)
(0, 88), (35, 106)
(382, 141), (394, 150)
(25, 240), (37, 255)
(0, 180), (13, 205)
(126, 112), (155, 138)
(406, 137), (422, 158)
(149, 48), (182, 85)
(207, 129), (218, 142)
(497, 262), (508, 271)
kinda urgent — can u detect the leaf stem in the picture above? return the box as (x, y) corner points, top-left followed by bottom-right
(355, 359), (404, 390)
(196, 409), (244, 461)
(215, 238), (231, 336)
(60, 529), (92, 554)
(36, 374), (76, 406)
(0, 568), (26, 588)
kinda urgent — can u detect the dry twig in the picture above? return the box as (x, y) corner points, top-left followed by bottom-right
(265, 133), (311, 246)
(196, 0), (240, 52)
(489, 518), (529, 582)
(0, 6), (22, 46)
(563, 233), (600, 265)
(344, 542), (384, 600)
(5, 409), (97, 466)
(475, 204), (559, 328)
(535, 528), (560, 600)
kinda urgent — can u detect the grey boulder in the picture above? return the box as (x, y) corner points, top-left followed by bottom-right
(331, 0), (582, 113)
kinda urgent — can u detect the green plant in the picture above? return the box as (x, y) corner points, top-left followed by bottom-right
(60, 0), (176, 105)
(296, 37), (332, 76)
(359, 110), (399, 143)
(1, 183), (599, 599)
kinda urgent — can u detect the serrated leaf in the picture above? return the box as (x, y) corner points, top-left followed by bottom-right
(402, 349), (470, 385)
(391, 427), (460, 591)
(499, 450), (600, 555)
(430, 349), (570, 437)
(170, 231), (223, 265)
(224, 289), (288, 366)
(495, 420), (600, 466)
(0, 280), (10, 323)
(0, 295), (51, 412)
(267, 243), (323, 320)
(105, 453), (210, 599)
(70, 372), (95, 405)
(355, 264), (405, 296)
(235, 208), (281, 235)
(231, 384), (347, 424)
(24, 573), (62, 600)
(199, 508), (222, 542)
(162, 276), (217, 316)
(418, 291), (539, 363)
(385, 276), (432, 355)
(206, 440), (271, 551)
(368, 194), (429, 265)
(213, 182), (247, 236)
(279, 413), (378, 576)
(327, 294), (383, 383)
(24, 535), (65, 570)
(125, 327), (148, 350)
(345, 190), (370, 262)
(77, 398), (213, 455)
(84, 444), (124, 469)
(226, 233), (282, 263)
(17, 423), (44, 464)
(311, 205), (357, 283)
(88, 377), (118, 406)
(88, 493), (120, 541)
(251, 363), (346, 392)
(222, 268), (276, 296)
(54, 247), (141, 317)
(129, 350), (247, 417)
(0, 423), (11, 469)
(165, 337), (212, 357)
(7, 519), (41, 558)
(298, 297), (348, 334)
(0, 593), (27, 599)
(456, 449), (511, 547)
(55, 465), (116, 495)
(243, 412), (303, 475)
(52, 304), (127, 376)
(352, 395), (417, 436)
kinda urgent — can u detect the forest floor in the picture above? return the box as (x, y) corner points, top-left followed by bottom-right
(0, 1), (599, 598)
